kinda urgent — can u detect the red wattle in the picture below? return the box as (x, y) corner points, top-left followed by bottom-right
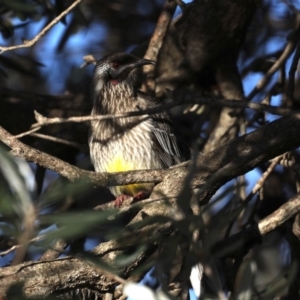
(110, 79), (118, 85)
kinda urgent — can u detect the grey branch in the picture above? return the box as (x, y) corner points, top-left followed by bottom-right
(1, 113), (300, 298)
(0, 125), (165, 188)
(214, 192), (300, 259)
(2, 114), (300, 204)
(12, 95), (300, 140)
(246, 13), (300, 101)
(0, 0), (82, 54)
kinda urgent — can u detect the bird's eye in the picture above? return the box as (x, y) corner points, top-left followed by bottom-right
(112, 62), (119, 68)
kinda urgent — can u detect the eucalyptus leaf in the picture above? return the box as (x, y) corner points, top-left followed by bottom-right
(0, 146), (35, 222)
(40, 209), (118, 242)
(232, 259), (256, 300)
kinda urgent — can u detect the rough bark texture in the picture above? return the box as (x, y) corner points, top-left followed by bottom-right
(1, 115), (300, 298)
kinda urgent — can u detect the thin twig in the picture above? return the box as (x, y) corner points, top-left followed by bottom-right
(12, 126), (41, 139)
(224, 155), (283, 236)
(81, 54), (97, 68)
(0, 245), (19, 257)
(30, 133), (87, 152)
(0, 0), (82, 54)
(0, 234), (46, 257)
(285, 40), (300, 106)
(252, 155), (283, 194)
(11, 96), (300, 139)
(246, 14), (300, 101)
(143, 0), (177, 93)
(244, 155), (283, 204)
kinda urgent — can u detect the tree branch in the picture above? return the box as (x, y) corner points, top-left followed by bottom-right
(2, 114), (300, 207)
(11, 95), (300, 140)
(152, 115), (300, 204)
(2, 191), (300, 298)
(1, 111), (300, 299)
(0, 0), (82, 54)
(213, 192), (300, 259)
(246, 13), (300, 101)
(143, 0), (177, 93)
(0, 125), (165, 187)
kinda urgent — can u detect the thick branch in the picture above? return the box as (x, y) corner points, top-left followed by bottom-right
(258, 192), (300, 234)
(1, 116), (300, 298)
(213, 192), (300, 258)
(0, 241), (123, 297)
(2, 114), (300, 206)
(0, 125), (164, 187)
(152, 115), (300, 204)
(2, 192), (300, 298)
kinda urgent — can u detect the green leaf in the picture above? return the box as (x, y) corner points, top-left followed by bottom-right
(39, 209), (118, 242)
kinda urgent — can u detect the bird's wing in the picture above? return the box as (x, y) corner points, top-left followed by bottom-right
(137, 92), (190, 168)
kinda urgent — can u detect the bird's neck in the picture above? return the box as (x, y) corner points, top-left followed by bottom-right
(93, 81), (137, 115)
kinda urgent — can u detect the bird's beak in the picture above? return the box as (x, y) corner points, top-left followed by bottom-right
(110, 59), (155, 78)
(130, 59), (155, 68)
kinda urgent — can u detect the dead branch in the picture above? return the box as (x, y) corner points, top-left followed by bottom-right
(2, 112), (300, 206)
(258, 192), (300, 234)
(213, 192), (300, 259)
(0, 125), (165, 187)
(10, 96), (300, 140)
(246, 13), (300, 101)
(30, 132), (86, 152)
(244, 155), (283, 204)
(0, 0), (82, 54)
(285, 39), (300, 106)
(143, 0), (177, 92)
(153, 115), (300, 204)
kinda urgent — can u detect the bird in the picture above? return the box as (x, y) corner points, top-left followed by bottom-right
(89, 53), (189, 206)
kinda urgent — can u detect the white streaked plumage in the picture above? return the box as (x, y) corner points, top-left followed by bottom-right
(89, 53), (189, 197)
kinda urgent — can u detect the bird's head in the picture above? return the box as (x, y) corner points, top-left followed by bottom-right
(93, 53), (154, 93)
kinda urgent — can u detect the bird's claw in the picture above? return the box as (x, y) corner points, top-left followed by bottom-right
(114, 195), (130, 207)
(114, 191), (149, 207)
(133, 191), (149, 201)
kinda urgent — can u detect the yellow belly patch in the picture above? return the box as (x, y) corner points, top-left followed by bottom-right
(106, 155), (135, 173)
(106, 155), (152, 196)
